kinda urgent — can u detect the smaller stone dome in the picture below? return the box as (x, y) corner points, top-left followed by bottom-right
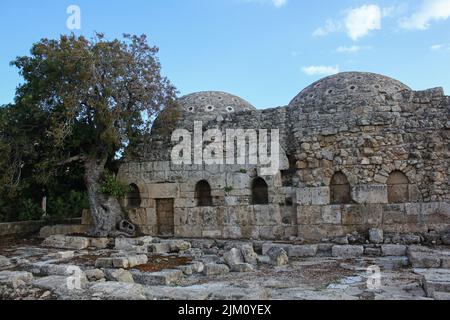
(178, 91), (256, 115)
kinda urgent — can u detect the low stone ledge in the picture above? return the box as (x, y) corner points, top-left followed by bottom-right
(331, 245), (364, 258)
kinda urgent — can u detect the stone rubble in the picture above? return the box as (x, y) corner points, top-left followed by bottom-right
(1, 234), (450, 300)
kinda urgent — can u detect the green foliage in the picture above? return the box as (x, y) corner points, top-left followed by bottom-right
(239, 168), (247, 174)
(100, 174), (130, 198)
(0, 33), (178, 223)
(47, 191), (89, 220)
(18, 199), (43, 221)
(224, 186), (234, 193)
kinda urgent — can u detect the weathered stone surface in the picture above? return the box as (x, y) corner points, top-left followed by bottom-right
(131, 269), (183, 286)
(42, 235), (90, 250)
(408, 246), (443, 268)
(85, 269), (105, 282)
(89, 238), (111, 249)
(0, 255), (12, 269)
(369, 228), (384, 244)
(288, 245), (318, 258)
(112, 257), (130, 269)
(240, 244), (258, 265)
(332, 245), (364, 258)
(177, 265), (193, 276)
(261, 243), (290, 255)
(189, 261), (205, 273)
(230, 263), (254, 272)
(0, 271), (33, 288)
(166, 240), (191, 252)
(223, 248), (244, 267)
(416, 269), (450, 297)
(95, 258), (113, 269)
(202, 263), (230, 276)
(104, 269), (134, 283)
(266, 247), (289, 266)
(149, 242), (170, 254)
(88, 282), (146, 300)
(382, 245), (407, 257)
(126, 255), (148, 268)
(143, 285), (210, 300)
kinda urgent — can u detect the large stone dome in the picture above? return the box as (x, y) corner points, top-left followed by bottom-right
(178, 91), (256, 116)
(289, 72), (412, 110)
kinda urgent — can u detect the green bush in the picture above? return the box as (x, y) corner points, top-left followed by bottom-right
(18, 199), (44, 221)
(100, 174), (130, 198)
(47, 190), (89, 220)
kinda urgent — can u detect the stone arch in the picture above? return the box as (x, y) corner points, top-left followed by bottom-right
(195, 180), (213, 207)
(330, 172), (352, 204)
(126, 183), (142, 208)
(252, 177), (269, 205)
(387, 171), (410, 203)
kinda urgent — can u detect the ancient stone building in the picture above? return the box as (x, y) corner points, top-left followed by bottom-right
(114, 72), (450, 241)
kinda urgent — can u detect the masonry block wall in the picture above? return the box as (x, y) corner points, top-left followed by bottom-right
(113, 72), (449, 241)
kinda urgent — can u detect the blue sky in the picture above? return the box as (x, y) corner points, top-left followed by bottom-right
(0, 0), (449, 108)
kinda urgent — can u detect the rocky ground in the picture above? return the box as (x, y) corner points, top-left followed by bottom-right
(0, 234), (449, 300)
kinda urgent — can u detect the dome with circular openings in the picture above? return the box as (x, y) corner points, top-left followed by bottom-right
(289, 72), (412, 111)
(178, 91), (256, 116)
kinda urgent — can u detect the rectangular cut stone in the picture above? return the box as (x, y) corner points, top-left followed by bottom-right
(288, 245), (318, 258)
(149, 242), (170, 254)
(332, 245), (364, 258)
(147, 183), (179, 199)
(322, 206), (342, 224)
(131, 269), (183, 286)
(262, 243), (291, 255)
(296, 188), (312, 205)
(352, 185), (387, 204)
(381, 245), (407, 256)
(311, 187), (330, 205)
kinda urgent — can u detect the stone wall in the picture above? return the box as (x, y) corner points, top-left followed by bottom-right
(116, 72), (450, 241)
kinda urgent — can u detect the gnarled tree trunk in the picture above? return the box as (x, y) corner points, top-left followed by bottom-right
(84, 157), (123, 237)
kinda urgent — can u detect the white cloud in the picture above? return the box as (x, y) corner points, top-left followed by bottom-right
(345, 5), (382, 41)
(271, 0), (287, 7)
(242, 0), (287, 8)
(313, 4), (395, 41)
(431, 43), (450, 51)
(400, 0), (450, 30)
(302, 65), (340, 76)
(336, 45), (367, 53)
(313, 19), (342, 37)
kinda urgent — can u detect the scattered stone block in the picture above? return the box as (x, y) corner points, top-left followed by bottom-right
(0, 255), (12, 269)
(364, 247), (382, 256)
(112, 257), (130, 269)
(261, 243), (290, 255)
(369, 228), (384, 244)
(332, 245), (364, 258)
(85, 269), (105, 282)
(95, 258), (113, 269)
(132, 269), (183, 286)
(89, 238), (110, 249)
(42, 235), (90, 250)
(266, 247), (289, 266)
(408, 246), (442, 268)
(0, 271), (33, 288)
(230, 263), (254, 273)
(177, 265), (193, 276)
(257, 255), (271, 265)
(126, 255), (148, 268)
(167, 240), (191, 252)
(88, 282), (146, 300)
(382, 245), (407, 257)
(288, 245), (318, 258)
(223, 248), (244, 267)
(240, 244), (258, 265)
(189, 261), (204, 273)
(104, 269), (134, 283)
(202, 263), (230, 276)
(149, 242), (170, 254)
(418, 269), (450, 297)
